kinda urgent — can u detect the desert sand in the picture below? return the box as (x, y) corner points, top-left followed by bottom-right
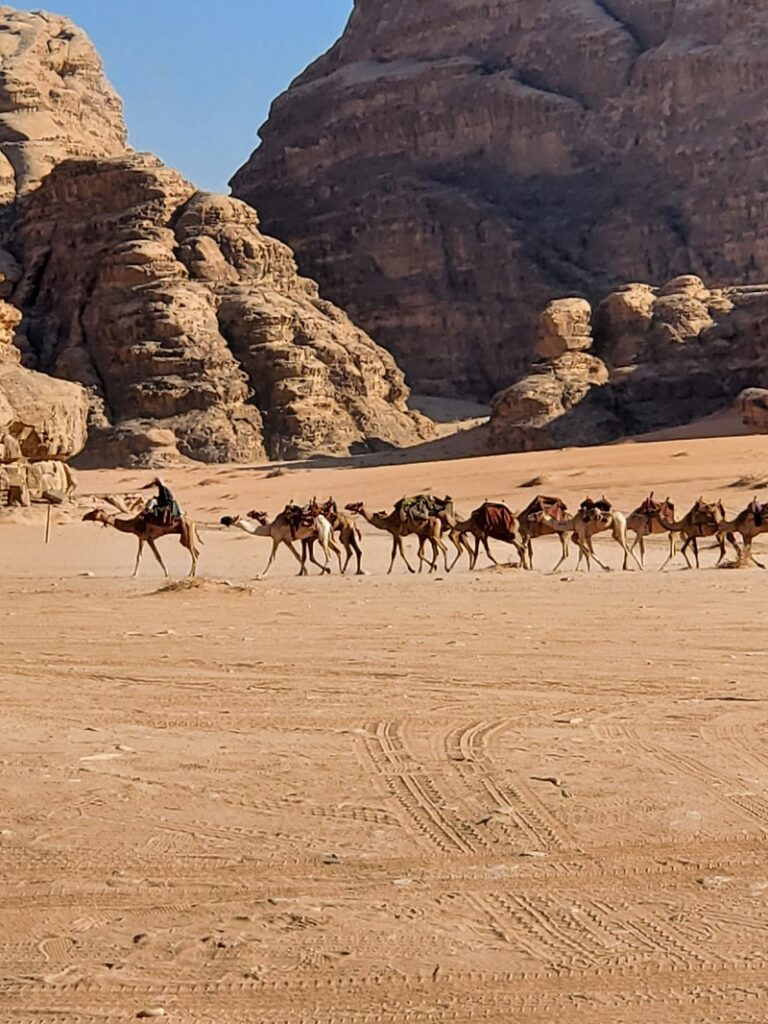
(2, 434), (768, 1023)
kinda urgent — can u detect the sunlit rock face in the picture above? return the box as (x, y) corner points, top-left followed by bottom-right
(234, 0), (768, 398)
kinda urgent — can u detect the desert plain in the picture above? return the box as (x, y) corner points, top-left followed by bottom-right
(2, 429), (768, 1023)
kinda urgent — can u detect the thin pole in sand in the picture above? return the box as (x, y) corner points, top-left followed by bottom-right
(45, 503), (52, 544)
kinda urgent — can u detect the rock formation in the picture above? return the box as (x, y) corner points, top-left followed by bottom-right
(0, 6), (126, 205)
(0, 293), (86, 505)
(234, 0), (768, 398)
(490, 276), (768, 450)
(0, 7), (430, 466)
(738, 388), (768, 434)
(8, 154), (430, 465)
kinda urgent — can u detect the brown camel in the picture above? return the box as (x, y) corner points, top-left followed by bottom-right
(541, 497), (641, 572)
(344, 502), (448, 573)
(220, 509), (341, 576)
(626, 493), (678, 569)
(518, 495), (571, 571)
(82, 508), (202, 578)
(452, 501), (526, 570)
(657, 498), (739, 569)
(717, 499), (768, 568)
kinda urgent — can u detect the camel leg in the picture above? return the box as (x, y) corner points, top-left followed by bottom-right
(306, 540), (331, 575)
(397, 536), (416, 574)
(147, 538), (170, 579)
(587, 535), (611, 572)
(350, 534), (364, 575)
(330, 536), (344, 573)
(612, 519), (641, 571)
(747, 542), (766, 569)
(132, 538), (144, 578)
(482, 536), (499, 568)
(436, 537), (450, 573)
(186, 542), (198, 578)
(660, 533), (680, 571)
(637, 534), (646, 569)
(550, 534), (571, 573)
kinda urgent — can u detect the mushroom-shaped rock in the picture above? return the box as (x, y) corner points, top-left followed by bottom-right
(535, 298), (593, 361)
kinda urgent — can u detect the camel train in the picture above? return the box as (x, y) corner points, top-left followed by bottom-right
(81, 480), (768, 579)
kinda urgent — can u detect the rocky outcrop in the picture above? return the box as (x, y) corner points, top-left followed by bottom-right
(0, 296), (88, 461)
(0, 6), (126, 205)
(490, 276), (768, 450)
(738, 388), (768, 434)
(8, 155), (430, 465)
(234, 0), (768, 399)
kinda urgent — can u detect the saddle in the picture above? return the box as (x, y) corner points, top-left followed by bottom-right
(580, 497), (612, 514)
(524, 495), (567, 520)
(395, 494), (450, 523)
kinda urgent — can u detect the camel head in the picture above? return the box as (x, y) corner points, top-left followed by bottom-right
(220, 515), (241, 528)
(247, 510), (268, 525)
(82, 508), (108, 525)
(345, 501), (364, 515)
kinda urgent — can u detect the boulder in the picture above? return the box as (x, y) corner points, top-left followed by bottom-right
(738, 388), (768, 433)
(0, 361), (89, 460)
(535, 299), (593, 361)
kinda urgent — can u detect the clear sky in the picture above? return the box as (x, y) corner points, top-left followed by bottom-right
(14, 1), (354, 191)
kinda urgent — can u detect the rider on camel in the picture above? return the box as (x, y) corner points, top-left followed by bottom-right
(141, 477), (182, 526)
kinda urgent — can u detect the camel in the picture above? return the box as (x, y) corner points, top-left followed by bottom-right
(518, 495), (571, 571)
(541, 498), (642, 572)
(344, 502), (449, 574)
(452, 502), (526, 570)
(220, 509), (341, 576)
(82, 508), (202, 578)
(717, 499), (768, 568)
(626, 493), (678, 569)
(392, 494), (471, 570)
(308, 498), (365, 575)
(657, 498), (739, 569)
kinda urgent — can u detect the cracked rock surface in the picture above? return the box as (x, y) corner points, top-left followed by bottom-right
(234, 0), (768, 399)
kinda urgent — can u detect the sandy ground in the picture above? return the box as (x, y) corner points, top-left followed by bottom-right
(2, 434), (768, 1023)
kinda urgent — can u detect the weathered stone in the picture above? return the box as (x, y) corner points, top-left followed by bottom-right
(0, 6), (126, 204)
(535, 299), (593, 361)
(738, 388), (768, 433)
(9, 155), (432, 463)
(235, 0), (768, 399)
(491, 276), (768, 450)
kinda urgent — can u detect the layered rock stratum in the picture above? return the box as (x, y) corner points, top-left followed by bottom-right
(489, 276), (768, 450)
(0, 7), (429, 466)
(234, 0), (768, 399)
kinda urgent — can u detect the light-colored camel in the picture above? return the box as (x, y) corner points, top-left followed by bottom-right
(657, 498), (738, 569)
(518, 495), (571, 571)
(626, 493), (678, 569)
(345, 502), (449, 574)
(220, 510), (341, 576)
(82, 508), (202, 578)
(308, 498), (364, 575)
(542, 499), (642, 572)
(717, 499), (768, 568)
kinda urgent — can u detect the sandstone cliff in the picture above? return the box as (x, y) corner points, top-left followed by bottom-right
(489, 276), (768, 450)
(0, 8), (430, 466)
(234, 0), (768, 399)
(9, 154), (429, 465)
(0, 6), (126, 205)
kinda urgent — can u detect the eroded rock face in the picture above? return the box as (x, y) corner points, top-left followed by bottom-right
(0, 6), (126, 205)
(235, 0), (768, 398)
(491, 277), (768, 450)
(738, 388), (768, 434)
(9, 155), (430, 464)
(0, 296), (88, 461)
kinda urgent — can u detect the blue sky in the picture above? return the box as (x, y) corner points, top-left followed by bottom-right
(16, 1), (353, 191)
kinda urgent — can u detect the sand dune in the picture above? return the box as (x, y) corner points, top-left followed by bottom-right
(1, 435), (768, 1022)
